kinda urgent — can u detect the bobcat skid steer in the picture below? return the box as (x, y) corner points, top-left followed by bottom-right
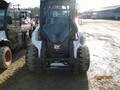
(26, 0), (90, 73)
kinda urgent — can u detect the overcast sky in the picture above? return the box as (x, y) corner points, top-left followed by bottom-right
(6, 0), (120, 11)
(77, 0), (120, 11)
(6, 0), (40, 8)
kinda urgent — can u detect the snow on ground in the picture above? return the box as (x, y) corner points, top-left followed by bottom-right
(80, 19), (120, 90)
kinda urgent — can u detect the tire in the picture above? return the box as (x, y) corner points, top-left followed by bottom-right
(0, 46), (12, 69)
(26, 45), (42, 72)
(33, 26), (36, 30)
(23, 32), (30, 48)
(77, 45), (90, 72)
(29, 30), (32, 38)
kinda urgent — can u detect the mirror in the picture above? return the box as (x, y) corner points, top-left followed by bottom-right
(18, 8), (20, 11)
(7, 16), (12, 24)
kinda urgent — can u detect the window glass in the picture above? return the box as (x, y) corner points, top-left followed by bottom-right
(50, 5), (69, 17)
(0, 10), (5, 26)
(43, 3), (70, 43)
(8, 6), (15, 20)
(16, 12), (20, 20)
(9, 6), (19, 20)
(8, 5), (20, 27)
(27, 13), (31, 18)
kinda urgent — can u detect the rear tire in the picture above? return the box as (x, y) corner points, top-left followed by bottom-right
(26, 45), (42, 73)
(0, 46), (12, 69)
(76, 45), (90, 72)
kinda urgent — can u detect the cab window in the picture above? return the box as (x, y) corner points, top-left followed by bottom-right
(0, 10), (5, 26)
(8, 5), (20, 27)
(27, 13), (31, 18)
(8, 5), (15, 27)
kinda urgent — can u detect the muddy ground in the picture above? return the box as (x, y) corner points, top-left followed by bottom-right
(0, 19), (120, 90)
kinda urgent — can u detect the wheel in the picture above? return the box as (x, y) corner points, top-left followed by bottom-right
(23, 32), (31, 48)
(33, 26), (36, 30)
(0, 46), (12, 69)
(26, 45), (42, 72)
(29, 29), (32, 38)
(75, 45), (90, 72)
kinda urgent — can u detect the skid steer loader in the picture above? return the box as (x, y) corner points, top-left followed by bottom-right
(0, 1), (32, 69)
(26, 0), (90, 73)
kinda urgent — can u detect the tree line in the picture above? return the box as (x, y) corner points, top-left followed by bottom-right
(21, 7), (40, 18)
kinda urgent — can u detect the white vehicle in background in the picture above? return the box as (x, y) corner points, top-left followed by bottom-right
(20, 10), (36, 36)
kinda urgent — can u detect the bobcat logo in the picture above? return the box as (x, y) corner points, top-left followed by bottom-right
(54, 44), (60, 51)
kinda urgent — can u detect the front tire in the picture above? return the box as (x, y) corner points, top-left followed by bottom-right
(26, 45), (42, 73)
(0, 46), (12, 69)
(76, 45), (90, 72)
(23, 32), (30, 48)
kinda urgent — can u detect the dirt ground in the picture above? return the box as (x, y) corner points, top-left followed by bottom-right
(0, 19), (120, 90)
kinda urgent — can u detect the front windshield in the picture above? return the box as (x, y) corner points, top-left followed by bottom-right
(43, 1), (70, 43)
(0, 10), (5, 26)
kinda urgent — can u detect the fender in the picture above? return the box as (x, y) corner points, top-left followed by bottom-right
(32, 25), (42, 58)
(0, 31), (11, 47)
(73, 18), (86, 58)
(0, 31), (8, 42)
(0, 31), (20, 49)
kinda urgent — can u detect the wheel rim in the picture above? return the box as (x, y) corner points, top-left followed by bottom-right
(5, 50), (11, 64)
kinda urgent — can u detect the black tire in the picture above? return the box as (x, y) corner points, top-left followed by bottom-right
(76, 45), (90, 72)
(23, 32), (30, 48)
(33, 26), (36, 30)
(29, 29), (32, 38)
(0, 46), (12, 69)
(26, 45), (42, 72)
